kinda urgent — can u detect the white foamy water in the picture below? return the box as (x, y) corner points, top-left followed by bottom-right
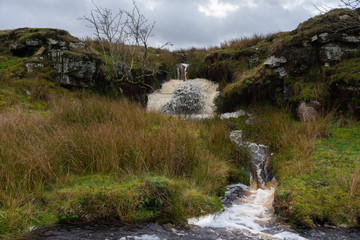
(147, 78), (219, 118)
(189, 183), (306, 240)
(119, 234), (162, 240)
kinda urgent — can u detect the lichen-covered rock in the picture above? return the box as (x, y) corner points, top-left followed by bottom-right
(3, 28), (103, 88)
(321, 45), (344, 62)
(264, 56), (287, 67)
(48, 49), (98, 87)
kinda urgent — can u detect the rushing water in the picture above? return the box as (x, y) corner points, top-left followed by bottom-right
(25, 221), (360, 240)
(26, 78), (360, 240)
(147, 78), (218, 118)
(188, 129), (305, 240)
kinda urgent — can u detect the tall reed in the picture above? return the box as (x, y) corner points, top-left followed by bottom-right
(0, 93), (236, 214)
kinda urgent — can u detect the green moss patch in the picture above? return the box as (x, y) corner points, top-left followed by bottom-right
(325, 57), (360, 86)
(275, 122), (360, 227)
(0, 174), (223, 237)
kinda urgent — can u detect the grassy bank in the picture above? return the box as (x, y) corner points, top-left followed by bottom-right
(227, 105), (359, 227)
(0, 93), (248, 237)
(275, 121), (360, 227)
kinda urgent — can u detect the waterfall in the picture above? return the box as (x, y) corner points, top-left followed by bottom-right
(176, 63), (190, 81)
(147, 78), (219, 118)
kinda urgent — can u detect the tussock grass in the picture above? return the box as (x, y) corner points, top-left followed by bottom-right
(0, 92), (243, 237)
(220, 34), (268, 50)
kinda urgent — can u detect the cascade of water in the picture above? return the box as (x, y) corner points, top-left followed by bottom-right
(147, 78), (218, 118)
(229, 130), (273, 188)
(189, 130), (306, 240)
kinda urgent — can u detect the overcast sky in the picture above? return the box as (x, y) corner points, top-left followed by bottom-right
(0, 0), (340, 50)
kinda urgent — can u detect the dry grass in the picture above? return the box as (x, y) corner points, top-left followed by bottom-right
(0, 92), (243, 236)
(349, 161), (360, 199)
(221, 34), (268, 50)
(0, 93), (235, 215)
(254, 107), (333, 176)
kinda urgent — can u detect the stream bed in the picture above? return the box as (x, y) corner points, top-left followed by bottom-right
(25, 181), (359, 240)
(25, 222), (360, 240)
(25, 201), (360, 240)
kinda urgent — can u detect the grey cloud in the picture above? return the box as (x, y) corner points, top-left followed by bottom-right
(0, 0), (340, 50)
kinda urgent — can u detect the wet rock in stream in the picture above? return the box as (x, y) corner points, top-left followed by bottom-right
(219, 183), (246, 207)
(25, 221), (254, 240)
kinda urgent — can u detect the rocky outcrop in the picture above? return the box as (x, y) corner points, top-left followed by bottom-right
(212, 9), (360, 117)
(3, 28), (103, 88)
(265, 9), (360, 109)
(264, 56), (287, 67)
(229, 130), (272, 188)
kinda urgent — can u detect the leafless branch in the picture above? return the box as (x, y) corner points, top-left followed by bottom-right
(340, 0), (360, 9)
(80, 0), (158, 88)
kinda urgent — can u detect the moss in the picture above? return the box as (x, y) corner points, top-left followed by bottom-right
(297, 8), (359, 37)
(0, 58), (27, 80)
(1, 174), (221, 236)
(0, 55), (22, 70)
(291, 81), (330, 102)
(0, 204), (58, 238)
(275, 122), (360, 227)
(325, 57), (360, 86)
(11, 28), (78, 45)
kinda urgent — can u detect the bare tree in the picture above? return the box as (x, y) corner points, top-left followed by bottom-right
(125, 0), (155, 83)
(80, 0), (156, 88)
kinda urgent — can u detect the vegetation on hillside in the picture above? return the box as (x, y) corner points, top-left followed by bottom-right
(0, 4), (359, 238)
(226, 106), (359, 227)
(0, 34), (247, 237)
(0, 91), (249, 237)
(179, 9), (360, 116)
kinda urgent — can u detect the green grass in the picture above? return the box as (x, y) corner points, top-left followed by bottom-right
(51, 174), (222, 222)
(224, 105), (359, 227)
(275, 122), (360, 227)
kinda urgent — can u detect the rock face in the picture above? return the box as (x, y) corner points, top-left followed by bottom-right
(162, 82), (205, 115)
(229, 130), (272, 188)
(48, 50), (98, 87)
(3, 28), (102, 87)
(264, 56), (287, 67)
